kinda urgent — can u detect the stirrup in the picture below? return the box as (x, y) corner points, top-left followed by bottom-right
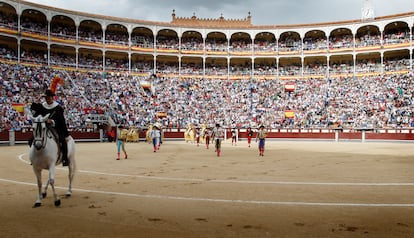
(62, 157), (69, 166)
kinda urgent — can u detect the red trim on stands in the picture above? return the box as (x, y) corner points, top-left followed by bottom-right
(2, 129), (414, 142)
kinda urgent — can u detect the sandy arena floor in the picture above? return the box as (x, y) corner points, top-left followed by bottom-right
(0, 139), (414, 238)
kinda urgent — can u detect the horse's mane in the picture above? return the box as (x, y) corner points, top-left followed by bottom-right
(30, 110), (59, 141)
(30, 103), (47, 116)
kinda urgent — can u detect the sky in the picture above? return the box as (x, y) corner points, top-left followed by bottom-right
(22, 0), (414, 26)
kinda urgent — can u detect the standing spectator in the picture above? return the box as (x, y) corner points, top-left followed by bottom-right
(116, 125), (128, 160)
(246, 127), (253, 147)
(256, 125), (268, 156)
(211, 123), (225, 157)
(203, 127), (211, 149)
(231, 128), (237, 146)
(195, 127), (201, 147)
(150, 124), (161, 152)
(106, 126), (115, 142)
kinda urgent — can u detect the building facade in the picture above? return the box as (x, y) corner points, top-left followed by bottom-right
(0, 0), (413, 80)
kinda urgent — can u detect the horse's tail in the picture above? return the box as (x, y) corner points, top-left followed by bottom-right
(67, 136), (77, 174)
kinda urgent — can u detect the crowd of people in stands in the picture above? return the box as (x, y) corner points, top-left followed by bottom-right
(2, 9), (413, 53)
(1, 44), (410, 77)
(1, 61), (414, 132)
(1, 14), (414, 132)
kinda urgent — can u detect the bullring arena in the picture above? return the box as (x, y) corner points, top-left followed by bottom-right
(1, 139), (414, 238)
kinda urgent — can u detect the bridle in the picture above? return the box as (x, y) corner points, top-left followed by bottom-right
(30, 114), (51, 150)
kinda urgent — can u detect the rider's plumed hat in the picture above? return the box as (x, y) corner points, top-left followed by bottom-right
(43, 89), (55, 97)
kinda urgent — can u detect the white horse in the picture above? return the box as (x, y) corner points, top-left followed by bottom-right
(29, 113), (76, 207)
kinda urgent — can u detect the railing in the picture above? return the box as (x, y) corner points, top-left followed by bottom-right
(2, 127), (413, 145)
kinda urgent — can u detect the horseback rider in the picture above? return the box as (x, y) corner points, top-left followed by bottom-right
(30, 89), (70, 166)
(43, 89), (70, 166)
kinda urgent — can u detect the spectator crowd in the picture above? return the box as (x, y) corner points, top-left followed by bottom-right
(1, 62), (414, 132)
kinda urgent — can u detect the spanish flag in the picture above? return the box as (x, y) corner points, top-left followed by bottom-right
(284, 110), (295, 118)
(140, 80), (151, 90)
(284, 83), (295, 92)
(156, 112), (167, 118)
(12, 103), (25, 113)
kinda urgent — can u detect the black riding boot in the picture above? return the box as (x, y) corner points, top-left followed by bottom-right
(61, 138), (69, 166)
(28, 136), (34, 147)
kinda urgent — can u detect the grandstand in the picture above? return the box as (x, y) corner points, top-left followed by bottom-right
(1, 0), (414, 141)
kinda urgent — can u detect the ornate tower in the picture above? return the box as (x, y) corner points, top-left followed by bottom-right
(361, 0), (375, 21)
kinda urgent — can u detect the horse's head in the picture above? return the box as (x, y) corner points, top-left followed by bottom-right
(29, 113), (50, 150)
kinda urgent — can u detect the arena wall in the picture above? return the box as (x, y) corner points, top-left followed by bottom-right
(1, 1), (414, 140)
(2, 129), (414, 145)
